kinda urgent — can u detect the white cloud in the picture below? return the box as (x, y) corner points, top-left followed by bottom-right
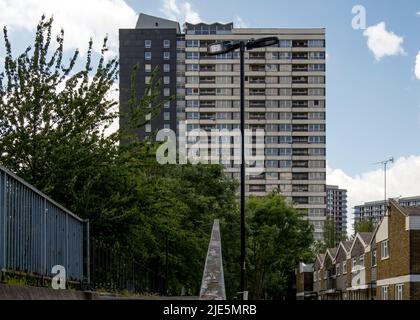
(363, 22), (405, 61)
(234, 16), (248, 28)
(415, 51), (420, 80)
(327, 156), (420, 235)
(0, 0), (137, 55)
(160, 0), (202, 24)
(416, 12), (420, 16)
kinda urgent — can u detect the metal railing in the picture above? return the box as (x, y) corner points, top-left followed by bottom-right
(0, 166), (89, 282)
(89, 239), (164, 294)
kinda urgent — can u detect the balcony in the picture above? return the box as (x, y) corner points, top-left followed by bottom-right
(293, 113), (308, 120)
(249, 113), (266, 120)
(249, 64), (265, 72)
(293, 101), (308, 108)
(249, 101), (265, 108)
(292, 52), (308, 60)
(249, 89), (266, 96)
(200, 65), (215, 72)
(292, 64), (308, 72)
(292, 76), (308, 84)
(200, 77), (215, 84)
(249, 52), (266, 60)
(293, 40), (308, 48)
(292, 89), (308, 96)
(249, 77), (265, 84)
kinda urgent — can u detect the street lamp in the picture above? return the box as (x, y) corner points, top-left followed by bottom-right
(208, 37), (279, 300)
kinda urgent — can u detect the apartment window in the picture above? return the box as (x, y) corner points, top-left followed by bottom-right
(164, 88), (170, 96)
(381, 240), (389, 259)
(309, 64), (325, 72)
(145, 124), (151, 133)
(164, 101), (170, 109)
(145, 52), (152, 60)
(187, 112), (199, 120)
(381, 286), (389, 300)
(186, 100), (200, 108)
(336, 264), (341, 276)
(279, 40), (292, 48)
(372, 250), (377, 267)
(164, 123), (170, 129)
(395, 284), (404, 300)
(308, 40), (325, 48)
(164, 52), (170, 60)
(186, 40), (200, 47)
(164, 64), (170, 72)
(266, 172), (278, 180)
(163, 40), (170, 48)
(279, 52), (292, 59)
(314, 272), (317, 282)
(145, 76), (151, 84)
(187, 52), (199, 59)
(164, 112), (170, 121)
(145, 40), (151, 48)
(187, 64), (199, 71)
(145, 64), (152, 72)
(164, 76), (170, 85)
(352, 258), (357, 270)
(343, 261), (347, 274)
(359, 255), (365, 268)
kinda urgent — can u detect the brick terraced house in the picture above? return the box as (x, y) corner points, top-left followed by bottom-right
(297, 199), (420, 300)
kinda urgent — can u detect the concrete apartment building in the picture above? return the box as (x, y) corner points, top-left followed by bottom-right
(326, 185), (347, 240)
(354, 196), (420, 227)
(298, 199), (420, 300)
(119, 14), (327, 240)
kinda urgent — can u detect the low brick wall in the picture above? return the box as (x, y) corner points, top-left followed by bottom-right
(0, 283), (99, 300)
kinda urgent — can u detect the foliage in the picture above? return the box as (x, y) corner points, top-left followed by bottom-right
(355, 219), (375, 233)
(0, 16), (238, 295)
(245, 193), (314, 300)
(323, 217), (346, 248)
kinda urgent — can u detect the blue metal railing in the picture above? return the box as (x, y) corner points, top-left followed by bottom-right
(0, 166), (89, 282)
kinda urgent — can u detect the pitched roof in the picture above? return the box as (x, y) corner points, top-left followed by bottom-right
(400, 206), (420, 216)
(359, 232), (374, 245)
(342, 241), (352, 251)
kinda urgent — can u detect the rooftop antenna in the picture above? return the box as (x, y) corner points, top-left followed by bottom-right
(372, 158), (394, 217)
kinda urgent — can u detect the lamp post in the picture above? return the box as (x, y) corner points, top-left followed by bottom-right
(208, 37), (279, 300)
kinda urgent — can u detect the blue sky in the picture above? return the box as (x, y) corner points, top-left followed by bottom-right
(1, 0), (420, 219)
(129, 0), (420, 176)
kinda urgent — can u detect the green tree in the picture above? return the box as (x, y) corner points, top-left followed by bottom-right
(0, 16), (239, 295)
(323, 217), (346, 248)
(245, 193), (314, 300)
(355, 219), (375, 233)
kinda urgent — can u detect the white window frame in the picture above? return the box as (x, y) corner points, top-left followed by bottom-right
(164, 112), (170, 121)
(359, 254), (365, 268)
(163, 88), (170, 97)
(163, 40), (170, 48)
(145, 64), (152, 72)
(372, 250), (377, 267)
(164, 64), (170, 72)
(343, 261), (347, 274)
(352, 258), (357, 271)
(164, 52), (170, 60)
(336, 263), (341, 276)
(395, 284), (404, 301)
(145, 52), (152, 60)
(381, 240), (389, 260)
(145, 40), (151, 48)
(381, 286), (389, 300)
(164, 76), (170, 85)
